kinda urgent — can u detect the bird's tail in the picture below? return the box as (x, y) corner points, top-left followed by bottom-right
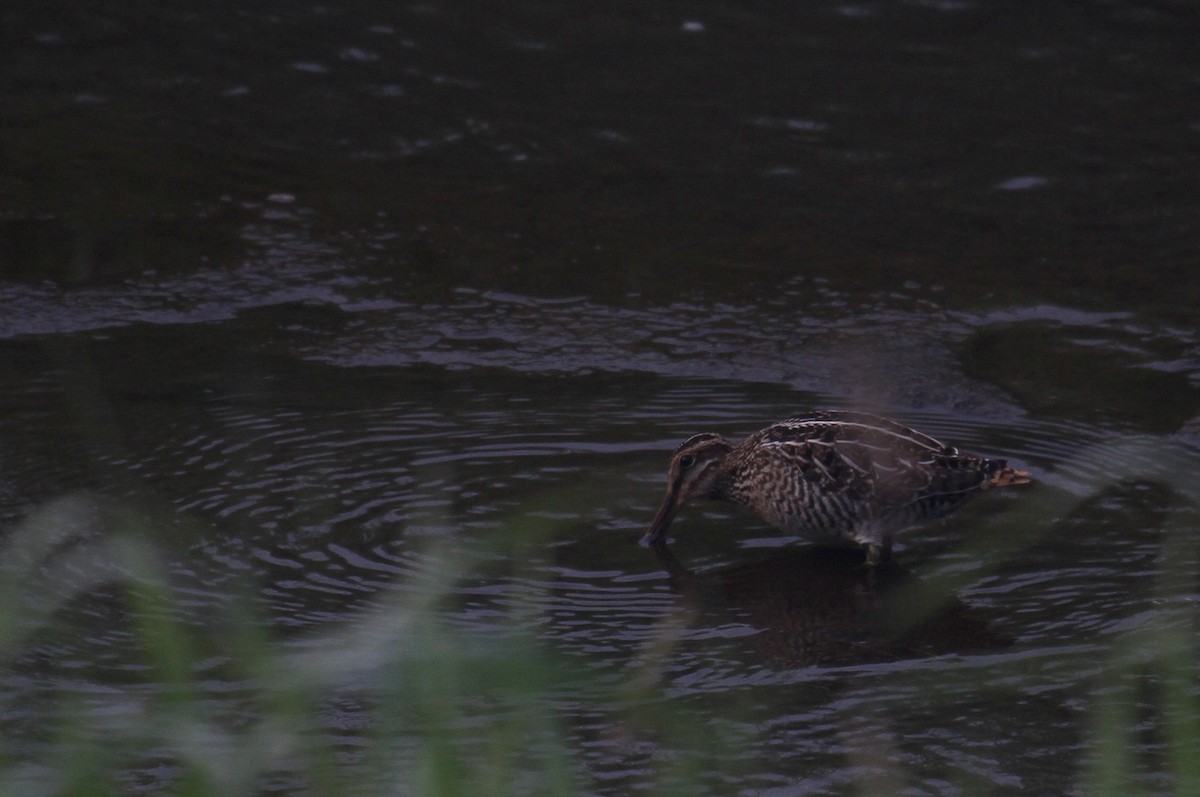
(982, 460), (1031, 489)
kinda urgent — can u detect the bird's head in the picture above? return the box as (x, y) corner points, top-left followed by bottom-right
(641, 433), (734, 545)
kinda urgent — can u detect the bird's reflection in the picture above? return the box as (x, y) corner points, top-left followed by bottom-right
(649, 541), (1011, 667)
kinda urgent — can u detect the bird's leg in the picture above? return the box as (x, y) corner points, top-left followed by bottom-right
(864, 537), (894, 567)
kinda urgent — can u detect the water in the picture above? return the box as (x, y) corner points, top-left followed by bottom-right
(2, 1), (1199, 795)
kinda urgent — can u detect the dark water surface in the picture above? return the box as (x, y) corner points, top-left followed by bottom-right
(2, 1), (1199, 795)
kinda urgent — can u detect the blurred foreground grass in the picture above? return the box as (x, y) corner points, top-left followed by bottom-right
(0, 494), (591, 796)
(0, 435), (1196, 796)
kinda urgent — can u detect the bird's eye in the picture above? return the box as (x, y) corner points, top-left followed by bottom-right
(679, 454), (696, 469)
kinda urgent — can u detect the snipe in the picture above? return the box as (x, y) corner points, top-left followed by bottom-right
(643, 410), (1030, 563)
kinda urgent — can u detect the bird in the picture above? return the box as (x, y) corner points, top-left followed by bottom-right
(642, 410), (1030, 564)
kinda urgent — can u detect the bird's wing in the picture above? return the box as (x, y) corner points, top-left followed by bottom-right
(753, 416), (947, 503)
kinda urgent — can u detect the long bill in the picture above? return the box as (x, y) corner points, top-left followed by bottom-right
(640, 491), (678, 546)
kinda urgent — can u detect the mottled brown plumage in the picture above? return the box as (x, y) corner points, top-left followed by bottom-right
(643, 411), (1030, 563)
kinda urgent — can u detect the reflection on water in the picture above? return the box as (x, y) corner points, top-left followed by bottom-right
(650, 542), (1011, 667)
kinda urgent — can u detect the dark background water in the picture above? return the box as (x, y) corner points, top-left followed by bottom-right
(1, 2), (1198, 795)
